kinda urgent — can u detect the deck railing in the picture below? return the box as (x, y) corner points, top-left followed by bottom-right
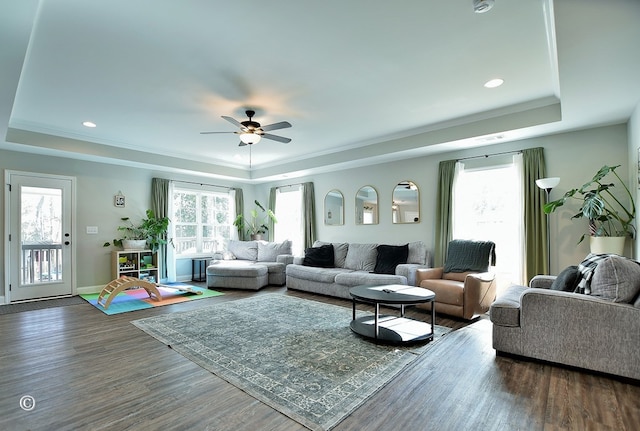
(174, 238), (220, 255)
(21, 242), (63, 284)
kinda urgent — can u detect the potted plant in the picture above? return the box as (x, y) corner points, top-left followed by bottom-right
(233, 200), (277, 240)
(544, 164), (636, 254)
(103, 209), (172, 253)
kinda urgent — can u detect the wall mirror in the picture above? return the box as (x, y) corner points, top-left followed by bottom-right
(356, 186), (378, 225)
(392, 181), (420, 223)
(324, 189), (344, 225)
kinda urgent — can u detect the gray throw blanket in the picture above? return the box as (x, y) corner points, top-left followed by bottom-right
(444, 239), (496, 273)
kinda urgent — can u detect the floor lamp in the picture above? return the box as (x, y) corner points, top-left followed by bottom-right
(536, 177), (560, 274)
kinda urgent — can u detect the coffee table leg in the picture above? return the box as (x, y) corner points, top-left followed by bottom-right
(375, 303), (379, 339)
(431, 300), (435, 336)
(352, 298), (356, 320)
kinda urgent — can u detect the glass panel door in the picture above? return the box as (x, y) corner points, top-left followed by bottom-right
(8, 173), (74, 302)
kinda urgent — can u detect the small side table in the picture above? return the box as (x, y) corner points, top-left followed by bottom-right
(191, 258), (210, 282)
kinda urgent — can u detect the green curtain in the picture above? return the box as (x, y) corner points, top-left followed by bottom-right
(434, 160), (457, 267)
(523, 147), (547, 281)
(151, 178), (169, 280)
(268, 187), (277, 241)
(233, 188), (244, 240)
(302, 182), (316, 249)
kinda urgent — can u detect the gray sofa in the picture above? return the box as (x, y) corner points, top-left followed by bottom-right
(286, 241), (430, 300)
(206, 240), (294, 290)
(490, 254), (640, 380)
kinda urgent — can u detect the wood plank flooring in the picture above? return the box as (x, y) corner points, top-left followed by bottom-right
(1, 286), (638, 431)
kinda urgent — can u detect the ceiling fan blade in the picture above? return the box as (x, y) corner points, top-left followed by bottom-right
(262, 133), (291, 143)
(260, 121), (292, 132)
(200, 131), (235, 134)
(222, 115), (244, 129)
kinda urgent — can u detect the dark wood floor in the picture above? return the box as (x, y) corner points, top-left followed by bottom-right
(1, 285), (639, 431)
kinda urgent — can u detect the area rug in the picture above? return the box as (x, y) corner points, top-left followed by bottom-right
(80, 283), (223, 315)
(132, 294), (450, 430)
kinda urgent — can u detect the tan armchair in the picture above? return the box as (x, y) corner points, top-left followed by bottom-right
(416, 240), (497, 320)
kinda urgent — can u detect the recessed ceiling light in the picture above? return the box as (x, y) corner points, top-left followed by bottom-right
(82, 121), (97, 128)
(484, 78), (504, 88)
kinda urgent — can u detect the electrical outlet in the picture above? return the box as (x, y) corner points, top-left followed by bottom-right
(86, 226), (98, 234)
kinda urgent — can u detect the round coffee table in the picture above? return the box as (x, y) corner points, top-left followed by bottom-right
(349, 284), (436, 344)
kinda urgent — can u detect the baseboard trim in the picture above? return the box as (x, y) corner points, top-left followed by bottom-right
(77, 285), (103, 295)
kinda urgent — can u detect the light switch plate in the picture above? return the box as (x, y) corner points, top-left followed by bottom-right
(86, 226), (98, 234)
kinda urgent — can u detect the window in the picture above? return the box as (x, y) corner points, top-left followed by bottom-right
(172, 186), (234, 256)
(452, 155), (524, 286)
(274, 185), (304, 256)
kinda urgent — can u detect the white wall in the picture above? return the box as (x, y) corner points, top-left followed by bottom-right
(0, 122), (630, 293)
(0, 151), (245, 292)
(629, 101), (640, 258)
(258, 123), (629, 275)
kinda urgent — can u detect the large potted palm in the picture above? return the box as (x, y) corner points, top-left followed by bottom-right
(544, 165), (636, 255)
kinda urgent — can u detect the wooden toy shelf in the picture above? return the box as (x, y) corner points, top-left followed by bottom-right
(111, 250), (159, 283)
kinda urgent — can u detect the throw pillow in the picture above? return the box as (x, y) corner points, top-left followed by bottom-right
(222, 251), (236, 260)
(313, 241), (349, 268)
(550, 266), (580, 292)
(344, 243), (378, 271)
(407, 241), (427, 264)
(227, 240), (258, 261)
(374, 244), (409, 274)
(257, 240), (292, 262)
(302, 244), (335, 268)
(590, 255), (640, 303)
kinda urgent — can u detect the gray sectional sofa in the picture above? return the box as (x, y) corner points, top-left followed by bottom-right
(206, 240), (293, 290)
(286, 241), (430, 300)
(490, 254), (640, 380)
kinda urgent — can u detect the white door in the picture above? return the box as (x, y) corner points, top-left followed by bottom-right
(6, 172), (75, 302)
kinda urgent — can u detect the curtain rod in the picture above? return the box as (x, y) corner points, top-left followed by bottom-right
(171, 180), (232, 191)
(277, 182), (305, 190)
(456, 149), (522, 162)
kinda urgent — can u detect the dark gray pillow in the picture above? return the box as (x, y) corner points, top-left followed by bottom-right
(303, 244), (334, 268)
(551, 265), (580, 292)
(590, 255), (640, 303)
(374, 244), (409, 275)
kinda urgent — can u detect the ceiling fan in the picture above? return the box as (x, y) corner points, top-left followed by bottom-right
(200, 110), (292, 146)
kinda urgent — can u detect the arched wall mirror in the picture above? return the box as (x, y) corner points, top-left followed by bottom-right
(392, 181), (420, 223)
(356, 186), (378, 225)
(324, 189), (344, 225)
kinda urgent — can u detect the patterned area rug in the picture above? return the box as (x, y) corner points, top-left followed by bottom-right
(132, 294), (451, 430)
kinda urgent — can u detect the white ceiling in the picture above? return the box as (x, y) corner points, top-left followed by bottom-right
(2, 0), (640, 182)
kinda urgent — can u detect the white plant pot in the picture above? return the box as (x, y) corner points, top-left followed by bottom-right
(122, 239), (148, 250)
(589, 236), (625, 256)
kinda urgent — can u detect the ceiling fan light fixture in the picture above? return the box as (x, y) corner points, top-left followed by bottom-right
(240, 132), (261, 145)
(473, 0), (495, 14)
